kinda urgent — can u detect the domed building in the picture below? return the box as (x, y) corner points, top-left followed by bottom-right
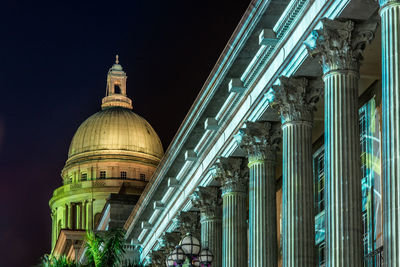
(49, 56), (163, 250)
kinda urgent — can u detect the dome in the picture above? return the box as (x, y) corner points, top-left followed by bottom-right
(67, 107), (164, 162)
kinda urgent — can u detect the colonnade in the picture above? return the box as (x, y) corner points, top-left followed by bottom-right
(152, 11), (400, 266)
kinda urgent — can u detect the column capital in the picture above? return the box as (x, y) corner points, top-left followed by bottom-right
(212, 157), (248, 194)
(306, 18), (377, 73)
(190, 186), (222, 219)
(236, 121), (281, 163)
(272, 76), (322, 124)
(159, 232), (181, 254)
(379, 0), (400, 8)
(174, 211), (200, 237)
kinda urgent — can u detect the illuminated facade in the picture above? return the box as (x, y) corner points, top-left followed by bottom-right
(49, 57), (164, 256)
(121, 0), (394, 266)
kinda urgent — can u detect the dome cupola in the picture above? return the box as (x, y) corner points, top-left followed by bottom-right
(101, 55), (133, 110)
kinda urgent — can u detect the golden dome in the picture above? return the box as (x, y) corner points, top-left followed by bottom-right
(67, 107), (163, 162)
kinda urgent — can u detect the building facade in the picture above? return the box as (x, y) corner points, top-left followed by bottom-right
(122, 0), (396, 266)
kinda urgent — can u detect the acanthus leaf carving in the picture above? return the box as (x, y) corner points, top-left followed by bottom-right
(305, 18), (377, 73)
(212, 157), (248, 194)
(272, 76), (322, 123)
(190, 186), (222, 219)
(235, 121), (282, 163)
(174, 211), (200, 238)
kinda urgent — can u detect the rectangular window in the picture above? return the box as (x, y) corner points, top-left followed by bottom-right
(140, 173), (146, 180)
(121, 171), (127, 179)
(81, 173), (87, 181)
(313, 147), (325, 215)
(99, 171), (106, 179)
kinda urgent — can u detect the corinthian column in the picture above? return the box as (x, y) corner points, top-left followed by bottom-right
(307, 18), (377, 266)
(191, 186), (222, 267)
(378, 1), (400, 265)
(213, 157), (248, 267)
(273, 77), (322, 266)
(236, 121), (281, 267)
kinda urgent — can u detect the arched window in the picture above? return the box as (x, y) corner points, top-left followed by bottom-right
(114, 84), (121, 94)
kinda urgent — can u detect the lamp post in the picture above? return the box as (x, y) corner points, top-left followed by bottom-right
(171, 233), (213, 267)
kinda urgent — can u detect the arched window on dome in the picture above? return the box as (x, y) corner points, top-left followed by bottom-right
(114, 84), (121, 94)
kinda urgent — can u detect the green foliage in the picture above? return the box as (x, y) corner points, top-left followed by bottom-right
(38, 229), (128, 267)
(84, 229), (126, 267)
(38, 254), (78, 267)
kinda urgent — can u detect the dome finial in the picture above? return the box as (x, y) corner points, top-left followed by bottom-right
(115, 54), (119, 64)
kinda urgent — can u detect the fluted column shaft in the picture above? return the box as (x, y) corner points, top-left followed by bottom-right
(249, 159), (277, 267)
(282, 121), (315, 266)
(222, 190), (247, 267)
(324, 71), (363, 266)
(306, 19), (377, 266)
(213, 157), (248, 267)
(273, 77), (320, 267)
(200, 213), (222, 267)
(380, 1), (400, 265)
(237, 121), (281, 267)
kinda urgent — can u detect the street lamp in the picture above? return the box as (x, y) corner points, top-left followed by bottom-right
(171, 246), (185, 266)
(166, 253), (175, 267)
(198, 248), (213, 267)
(179, 233), (201, 259)
(171, 233), (213, 267)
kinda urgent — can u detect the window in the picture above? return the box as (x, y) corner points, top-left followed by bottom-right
(100, 171), (106, 179)
(140, 173), (146, 180)
(114, 84), (121, 94)
(313, 147), (325, 215)
(317, 242), (325, 266)
(121, 171), (127, 179)
(81, 173), (87, 181)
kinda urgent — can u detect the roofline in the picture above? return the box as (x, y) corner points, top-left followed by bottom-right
(124, 0), (269, 237)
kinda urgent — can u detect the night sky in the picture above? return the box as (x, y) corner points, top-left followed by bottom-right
(0, 1), (249, 266)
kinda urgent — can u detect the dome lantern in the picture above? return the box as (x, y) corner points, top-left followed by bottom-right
(101, 55), (133, 110)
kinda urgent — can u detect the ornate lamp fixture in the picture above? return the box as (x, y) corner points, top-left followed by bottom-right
(169, 233), (213, 267)
(198, 248), (213, 267)
(166, 253), (175, 267)
(171, 246), (185, 266)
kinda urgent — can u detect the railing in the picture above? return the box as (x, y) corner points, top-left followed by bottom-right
(364, 246), (384, 267)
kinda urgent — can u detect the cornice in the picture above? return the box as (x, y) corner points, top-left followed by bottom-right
(125, 0), (353, 259)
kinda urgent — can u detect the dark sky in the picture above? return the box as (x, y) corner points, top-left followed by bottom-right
(0, 0), (249, 266)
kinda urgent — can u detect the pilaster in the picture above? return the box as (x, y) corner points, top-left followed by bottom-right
(273, 76), (322, 267)
(379, 0), (400, 265)
(306, 18), (377, 266)
(236, 121), (281, 267)
(213, 157), (248, 267)
(191, 186), (222, 267)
